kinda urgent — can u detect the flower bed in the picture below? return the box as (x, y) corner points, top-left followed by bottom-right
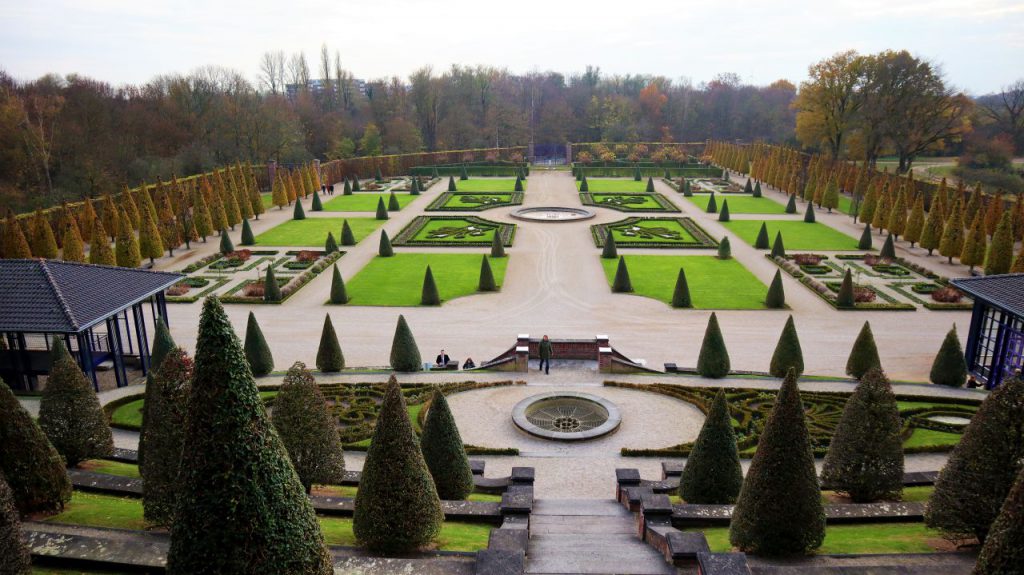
(768, 254), (915, 311)
(219, 251), (344, 304)
(392, 216), (516, 247)
(579, 192), (680, 212)
(165, 276), (232, 303)
(426, 191), (523, 211)
(591, 217), (718, 249)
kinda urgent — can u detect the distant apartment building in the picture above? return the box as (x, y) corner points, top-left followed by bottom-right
(285, 78), (367, 98)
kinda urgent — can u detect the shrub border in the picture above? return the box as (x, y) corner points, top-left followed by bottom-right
(392, 215), (516, 247)
(426, 191), (524, 212)
(579, 192), (680, 213)
(767, 254), (916, 311)
(590, 217), (719, 249)
(219, 251), (344, 304)
(166, 276), (233, 304)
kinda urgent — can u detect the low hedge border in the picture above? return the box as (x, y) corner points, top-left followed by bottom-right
(590, 217), (719, 249)
(426, 191), (525, 211)
(392, 215), (516, 247)
(579, 192), (680, 213)
(219, 251), (344, 304)
(768, 254), (916, 311)
(166, 276), (233, 304)
(575, 166), (719, 178)
(887, 283), (974, 311)
(177, 252), (222, 274)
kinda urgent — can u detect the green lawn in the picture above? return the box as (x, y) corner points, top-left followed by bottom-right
(253, 217), (381, 247)
(111, 391), (278, 430)
(449, 178), (523, 192)
(345, 253), (508, 306)
(903, 428), (963, 449)
(605, 219), (704, 246)
(722, 220), (861, 251)
(579, 179), (650, 192)
(408, 218), (502, 245)
(78, 459), (140, 479)
(698, 522), (945, 554)
(431, 192), (519, 210)
(321, 192), (417, 212)
(584, 193), (677, 212)
(689, 194), (788, 214)
(600, 255), (767, 309)
(319, 516), (490, 551)
(897, 401), (978, 412)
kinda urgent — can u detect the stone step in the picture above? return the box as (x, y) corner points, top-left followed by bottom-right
(533, 498), (628, 516)
(526, 534), (677, 575)
(530, 515), (636, 535)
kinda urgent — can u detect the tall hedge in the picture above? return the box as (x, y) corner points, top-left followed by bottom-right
(315, 315), (345, 372)
(671, 268), (692, 308)
(490, 233), (505, 258)
(769, 315), (803, 377)
(390, 315), (422, 372)
(601, 233), (618, 259)
(478, 255), (496, 291)
(341, 220), (356, 246)
(330, 264), (349, 304)
(272, 362), (346, 493)
(140, 348), (193, 527)
(729, 369), (825, 555)
(926, 376), (1024, 542)
(765, 270), (786, 308)
(0, 474), (31, 574)
(820, 368), (903, 502)
(421, 266), (440, 306)
(420, 391), (474, 500)
(354, 379), (443, 551)
(696, 313), (730, 379)
(0, 377), (71, 515)
(846, 321), (882, 379)
(754, 222), (770, 249)
(973, 464), (1024, 574)
(679, 390), (742, 504)
(379, 230), (394, 257)
(166, 298), (332, 575)
(38, 342), (114, 466)
(930, 325), (967, 387)
(612, 256), (632, 292)
(244, 311), (274, 376)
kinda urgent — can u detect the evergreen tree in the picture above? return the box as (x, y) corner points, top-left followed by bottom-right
(579, 175), (589, 192)
(244, 311), (274, 376)
(341, 220), (356, 246)
(88, 218), (116, 266)
(929, 325), (967, 387)
(478, 255), (496, 291)
(166, 298), (332, 575)
(378, 230), (394, 257)
(375, 197), (389, 220)
(390, 315), (423, 372)
(822, 176), (839, 212)
(845, 321), (882, 378)
(324, 231), (338, 254)
(939, 205), (965, 264)
(973, 464), (1024, 574)
(744, 179), (753, 194)
(460, 164), (469, 180)
(879, 234), (896, 259)
(755, 222), (770, 249)
(984, 211), (1014, 275)
(961, 212), (987, 272)
(264, 265), (282, 302)
(820, 368), (903, 502)
(803, 201), (816, 223)
(785, 194), (797, 214)
(388, 192), (401, 211)
(769, 316), (804, 377)
(0, 474), (31, 574)
(837, 268), (855, 308)
(645, 177), (655, 193)
(115, 209), (142, 268)
(680, 390), (742, 503)
(343, 178), (352, 195)
(30, 209), (59, 258)
(293, 197), (306, 220)
(770, 231), (786, 258)
(447, 176), (457, 191)
(421, 391), (474, 500)
(0, 376), (71, 515)
(729, 369), (825, 555)
(927, 376), (1024, 542)
(514, 175), (524, 191)
(311, 191), (323, 211)
(671, 268), (692, 308)
(1011, 245), (1024, 273)
(38, 343), (114, 466)
(601, 233), (618, 259)
(718, 236), (731, 259)
(140, 347), (192, 526)
(682, 179), (692, 197)
(315, 315), (345, 372)
(352, 174), (361, 191)
(612, 256), (633, 292)
(354, 379), (443, 551)
(858, 223), (873, 250)
(697, 313), (730, 378)
(904, 195), (925, 247)
(271, 173), (288, 209)
(706, 192), (718, 213)
(60, 216), (85, 261)
(719, 199), (731, 222)
(765, 269), (786, 308)
(219, 229), (234, 254)
(192, 190), (213, 241)
(421, 266), (441, 305)
(330, 264), (349, 304)
(753, 181), (762, 198)
(490, 232), (506, 258)
(634, 165), (642, 181)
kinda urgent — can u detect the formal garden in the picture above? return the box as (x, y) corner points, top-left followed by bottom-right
(591, 217), (718, 248)
(599, 255), (768, 309)
(252, 217), (382, 247)
(427, 191), (524, 211)
(393, 216), (515, 247)
(343, 253), (508, 306)
(580, 192), (680, 212)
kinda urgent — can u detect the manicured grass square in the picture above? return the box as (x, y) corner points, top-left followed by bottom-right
(427, 192), (523, 211)
(321, 192), (417, 212)
(450, 178), (523, 192)
(253, 217), (381, 247)
(578, 179), (650, 192)
(394, 216), (515, 247)
(600, 255), (767, 309)
(592, 217), (717, 249)
(345, 253), (508, 306)
(688, 194), (787, 214)
(698, 523), (945, 554)
(581, 192), (679, 212)
(722, 220), (861, 251)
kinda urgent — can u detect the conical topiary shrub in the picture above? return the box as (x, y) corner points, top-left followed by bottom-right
(293, 198), (306, 220)
(141, 347), (192, 527)
(646, 177), (655, 193)
(219, 229), (234, 254)
(612, 256), (633, 293)
(311, 191), (323, 211)
(926, 376), (1024, 542)
(880, 233), (896, 258)
(0, 377), (71, 515)
(0, 472), (32, 573)
(769, 315), (803, 377)
(490, 232), (505, 258)
(634, 166), (642, 181)
(671, 268), (692, 308)
(167, 298), (332, 574)
(845, 321), (881, 379)
(729, 369), (825, 555)
(447, 176), (457, 191)
(375, 197), (389, 220)
(478, 255), (496, 291)
(272, 362), (346, 493)
(244, 311), (274, 376)
(706, 193), (718, 213)
(138, 317), (175, 470)
(341, 220), (356, 246)
(460, 165), (469, 180)
(683, 179), (693, 197)
(390, 315), (422, 372)
(421, 266), (440, 305)
(719, 199), (731, 222)
(973, 464), (1024, 574)
(343, 178), (352, 195)
(717, 236), (731, 259)
(820, 367), (903, 502)
(379, 230), (394, 257)
(264, 265), (282, 302)
(601, 233), (618, 259)
(804, 202), (816, 223)
(354, 379), (443, 551)
(240, 218), (255, 246)
(744, 179), (753, 194)
(836, 269), (855, 308)
(755, 222), (770, 249)
(352, 176), (361, 191)
(38, 343), (114, 466)
(680, 390), (742, 504)
(330, 264), (349, 304)
(785, 194), (796, 214)
(579, 175), (589, 192)
(930, 325), (967, 387)
(514, 175), (524, 192)
(753, 181), (762, 198)
(765, 270), (786, 308)
(421, 391), (474, 500)
(697, 313), (730, 379)
(315, 315), (344, 372)
(388, 192), (401, 211)
(858, 223), (872, 250)
(324, 231), (338, 254)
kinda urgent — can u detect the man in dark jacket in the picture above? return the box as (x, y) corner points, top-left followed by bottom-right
(435, 350), (450, 367)
(538, 335), (552, 374)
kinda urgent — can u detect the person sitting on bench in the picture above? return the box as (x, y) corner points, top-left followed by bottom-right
(462, 357), (475, 369)
(436, 349), (450, 366)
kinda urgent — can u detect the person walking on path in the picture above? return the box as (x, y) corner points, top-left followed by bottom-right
(538, 335), (553, 374)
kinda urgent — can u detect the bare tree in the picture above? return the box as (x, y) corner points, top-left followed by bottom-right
(287, 52), (310, 92)
(980, 79), (1024, 153)
(259, 51), (285, 94)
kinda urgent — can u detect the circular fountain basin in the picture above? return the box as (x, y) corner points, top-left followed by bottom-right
(511, 207), (595, 222)
(512, 391), (621, 441)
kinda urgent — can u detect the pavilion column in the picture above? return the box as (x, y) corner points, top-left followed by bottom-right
(132, 303), (151, 375)
(106, 317), (127, 388)
(156, 293), (169, 326)
(121, 310), (134, 355)
(77, 331), (99, 391)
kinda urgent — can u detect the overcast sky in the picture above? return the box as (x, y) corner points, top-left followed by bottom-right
(1, 0), (1022, 94)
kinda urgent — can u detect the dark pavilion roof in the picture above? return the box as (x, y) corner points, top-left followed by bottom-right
(0, 259), (182, 333)
(952, 273), (1024, 318)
